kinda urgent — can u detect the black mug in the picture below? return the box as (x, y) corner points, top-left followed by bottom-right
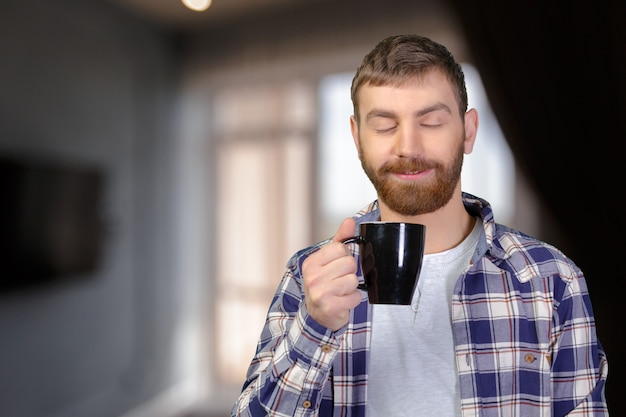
(343, 222), (426, 305)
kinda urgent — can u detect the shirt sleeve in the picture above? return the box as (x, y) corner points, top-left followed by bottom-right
(231, 249), (343, 417)
(551, 272), (609, 416)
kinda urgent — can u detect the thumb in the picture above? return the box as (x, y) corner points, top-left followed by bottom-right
(333, 217), (357, 243)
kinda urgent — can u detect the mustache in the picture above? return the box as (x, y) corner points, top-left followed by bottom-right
(379, 157), (440, 174)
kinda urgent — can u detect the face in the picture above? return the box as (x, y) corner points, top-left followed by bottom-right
(350, 69), (477, 216)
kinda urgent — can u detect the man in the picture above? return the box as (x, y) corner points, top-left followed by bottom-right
(231, 34), (608, 416)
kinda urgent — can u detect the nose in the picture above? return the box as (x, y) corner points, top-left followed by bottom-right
(394, 125), (424, 158)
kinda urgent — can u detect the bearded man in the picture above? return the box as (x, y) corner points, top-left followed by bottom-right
(232, 34), (608, 417)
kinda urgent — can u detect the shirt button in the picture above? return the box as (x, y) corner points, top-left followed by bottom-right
(525, 354), (536, 363)
(321, 344), (332, 353)
(302, 400), (312, 408)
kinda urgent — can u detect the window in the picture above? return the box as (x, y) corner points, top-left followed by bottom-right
(212, 81), (315, 386)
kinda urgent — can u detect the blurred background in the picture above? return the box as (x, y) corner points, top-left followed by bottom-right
(1, 0), (623, 416)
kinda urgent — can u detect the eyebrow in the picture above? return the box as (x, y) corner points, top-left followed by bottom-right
(365, 109), (396, 122)
(415, 103), (452, 117)
(365, 103), (452, 122)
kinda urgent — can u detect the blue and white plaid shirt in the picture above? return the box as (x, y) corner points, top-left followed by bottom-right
(232, 193), (608, 416)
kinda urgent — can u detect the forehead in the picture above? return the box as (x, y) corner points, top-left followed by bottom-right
(357, 70), (458, 112)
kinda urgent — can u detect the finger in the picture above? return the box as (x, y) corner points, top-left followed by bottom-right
(304, 240), (353, 270)
(333, 217), (357, 243)
(327, 255), (358, 281)
(332, 285), (364, 311)
(332, 272), (360, 295)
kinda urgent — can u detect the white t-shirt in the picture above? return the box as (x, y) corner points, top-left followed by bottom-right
(367, 219), (481, 416)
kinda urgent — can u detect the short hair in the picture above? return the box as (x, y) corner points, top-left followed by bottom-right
(350, 34), (468, 123)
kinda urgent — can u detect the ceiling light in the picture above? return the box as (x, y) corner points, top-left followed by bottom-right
(181, 0), (212, 12)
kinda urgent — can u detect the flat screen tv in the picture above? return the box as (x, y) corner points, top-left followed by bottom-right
(0, 153), (105, 294)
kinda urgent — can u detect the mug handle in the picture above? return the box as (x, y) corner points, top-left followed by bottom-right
(341, 236), (367, 290)
(341, 236), (365, 245)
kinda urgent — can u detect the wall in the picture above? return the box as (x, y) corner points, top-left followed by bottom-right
(0, 1), (197, 416)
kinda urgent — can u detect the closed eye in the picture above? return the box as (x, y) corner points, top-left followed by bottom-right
(417, 105), (450, 127)
(375, 126), (397, 133)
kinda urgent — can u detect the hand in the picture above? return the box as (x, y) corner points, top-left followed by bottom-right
(302, 218), (362, 331)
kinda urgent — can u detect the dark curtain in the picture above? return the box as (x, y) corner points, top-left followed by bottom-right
(449, 0), (626, 414)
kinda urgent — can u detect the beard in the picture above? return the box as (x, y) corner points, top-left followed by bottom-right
(360, 141), (465, 216)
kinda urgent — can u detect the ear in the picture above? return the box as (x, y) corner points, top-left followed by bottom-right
(350, 115), (362, 158)
(463, 108), (479, 154)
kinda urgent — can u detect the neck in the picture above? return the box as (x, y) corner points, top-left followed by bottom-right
(378, 188), (475, 254)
